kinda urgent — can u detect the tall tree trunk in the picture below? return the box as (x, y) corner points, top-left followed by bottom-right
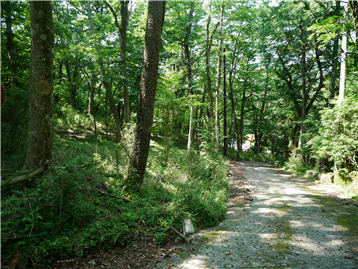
(205, 5), (219, 126)
(24, 1), (54, 169)
(349, 1), (358, 49)
(329, 36), (339, 100)
(184, 2), (194, 152)
(4, 1), (19, 88)
(298, 42), (307, 149)
(228, 42), (240, 157)
(229, 68), (239, 158)
(87, 1), (121, 141)
(215, 3), (224, 151)
(55, 61), (64, 103)
(121, 1), (130, 123)
(329, 1), (340, 101)
(223, 47), (227, 156)
(104, 0), (130, 123)
(238, 64), (250, 157)
(88, 74), (95, 115)
(65, 62), (78, 109)
(127, 1), (166, 186)
(256, 85), (267, 154)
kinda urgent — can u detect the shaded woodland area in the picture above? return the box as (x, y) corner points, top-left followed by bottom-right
(1, 1), (358, 267)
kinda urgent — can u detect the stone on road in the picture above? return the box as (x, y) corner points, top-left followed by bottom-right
(155, 161), (358, 269)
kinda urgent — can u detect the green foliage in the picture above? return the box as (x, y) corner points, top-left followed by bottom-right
(283, 147), (317, 177)
(146, 138), (230, 230)
(308, 95), (358, 171)
(2, 120), (229, 267)
(308, 15), (342, 45)
(54, 104), (93, 130)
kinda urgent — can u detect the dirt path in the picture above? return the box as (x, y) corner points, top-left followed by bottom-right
(155, 161), (358, 269)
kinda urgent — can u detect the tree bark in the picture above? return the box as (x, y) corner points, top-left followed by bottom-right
(184, 2), (194, 152)
(298, 41), (307, 149)
(329, 1), (340, 101)
(121, 1), (130, 123)
(238, 64), (250, 157)
(65, 62), (78, 109)
(24, 1), (54, 170)
(223, 48), (227, 157)
(205, 5), (219, 125)
(349, 1), (358, 49)
(329, 36), (339, 100)
(215, 3), (224, 151)
(3, 1), (19, 88)
(88, 74), (95, 116)
(104, 0), (130, 123)
(255, 85), (267, 154)
(228, 41), (240, 157)
(127, 1), (166, 186)
(229, 78), (239, 158)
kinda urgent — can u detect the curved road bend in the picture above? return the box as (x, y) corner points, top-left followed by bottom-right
(155, 161), (358, 269)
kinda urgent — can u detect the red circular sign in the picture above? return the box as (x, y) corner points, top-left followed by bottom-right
(0, 83), (6, 109)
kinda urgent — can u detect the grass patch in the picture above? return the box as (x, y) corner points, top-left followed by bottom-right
(269, 201), (294, 255)
(307, 192), (358, 239)
(201, 226), (229, 242)
(202, 226), (228, 242)
(202, 231), (224, 241)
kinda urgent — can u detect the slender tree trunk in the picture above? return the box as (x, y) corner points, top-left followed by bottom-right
(55, 61), (64, 103)
(238, 64), (249, 157)
(121, 1), (130, 123)
(127, 1), (166, 186)
(329, 37), (339, 100)
(205, 4), (219, 126)
(88, 74), (95, 115)
(215, 3), (224, 151)
(349, 1), (358, 49)
(229, 66), (239, 158)
(184, 2), (194, 152)
(228, 40), (240, 156)
(298, 43), (307, 149)
(103, 80), (122, 137)
(24, 1), (54, 169)
(87, 1), (121, 141)
(65, 62), (78, 109)
(4, 2), (19, 88)
(223, 47), (227, 156)
(199, 86), (206, 128)
(255, 78), (268, 154)
(104, 0), (129, 123)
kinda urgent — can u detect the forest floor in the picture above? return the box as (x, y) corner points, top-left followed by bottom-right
(51, 160), (358, 269)
(50, 160), (250, 269)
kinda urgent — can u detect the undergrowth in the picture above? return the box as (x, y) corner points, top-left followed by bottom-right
(227, 147), (285, 166)
(1, 109), (230, 268)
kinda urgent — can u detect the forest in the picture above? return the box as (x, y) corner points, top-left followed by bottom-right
(1, 0), (358, 268)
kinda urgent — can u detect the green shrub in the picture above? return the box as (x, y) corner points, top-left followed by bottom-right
(2, 128), (230, 267)
(308, 95), (358, 171)
(54, 104), (93, 130)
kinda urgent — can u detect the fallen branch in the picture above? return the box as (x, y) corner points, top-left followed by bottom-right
(75, 162), (92, 168)
(54, 162), (92, 170)
(1, 166), (45, 187)
(169, 225), (187, 242)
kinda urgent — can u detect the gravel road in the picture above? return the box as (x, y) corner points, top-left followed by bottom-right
(155, 161), (358, 269)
